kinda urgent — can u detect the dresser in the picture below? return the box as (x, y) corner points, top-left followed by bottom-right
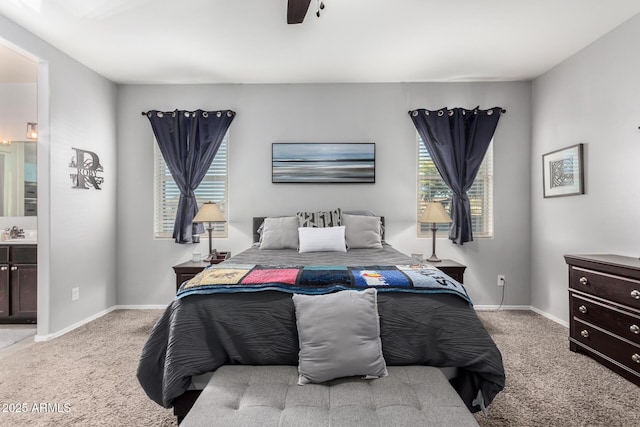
(565, 254), (640, 386)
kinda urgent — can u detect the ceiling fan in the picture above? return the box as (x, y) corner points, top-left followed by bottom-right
(287, 0), (325, 24)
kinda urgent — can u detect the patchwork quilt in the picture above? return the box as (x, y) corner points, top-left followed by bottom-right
(177, 263), (472, 304)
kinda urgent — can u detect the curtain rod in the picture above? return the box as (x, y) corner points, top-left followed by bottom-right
(141, 110), (235, 117)
(408, 108), (506, 114)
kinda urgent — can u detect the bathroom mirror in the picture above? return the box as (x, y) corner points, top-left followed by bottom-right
(0, 141), (37, 216)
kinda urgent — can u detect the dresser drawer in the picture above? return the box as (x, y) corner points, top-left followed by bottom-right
(571, 291), (640, 345)
(570, 266), (640, 310)
(572, 318), (640, 375)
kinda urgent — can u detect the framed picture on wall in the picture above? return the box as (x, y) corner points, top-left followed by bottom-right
(272, 143), (375, 183)
(542, 143), (584, 198)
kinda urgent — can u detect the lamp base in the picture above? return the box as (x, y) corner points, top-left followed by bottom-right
(427, 254), (442, 263)
(203, 249), (218, 263)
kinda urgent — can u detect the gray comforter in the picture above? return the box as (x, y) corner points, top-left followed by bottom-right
(137, 245), (505, 413)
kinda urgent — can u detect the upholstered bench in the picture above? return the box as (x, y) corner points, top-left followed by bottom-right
(180, 365), (479, 427)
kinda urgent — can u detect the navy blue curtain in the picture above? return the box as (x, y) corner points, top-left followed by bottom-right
(146, 109), (235, 243)
(409, 107), (502, 245)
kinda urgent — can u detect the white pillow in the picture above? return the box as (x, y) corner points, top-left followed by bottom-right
(259, 217), (299, 250)
(298, 226), (347, 253)
(293, 288), (388, 384)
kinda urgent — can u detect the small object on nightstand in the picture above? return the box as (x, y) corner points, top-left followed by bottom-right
(192, 251), (201, 262)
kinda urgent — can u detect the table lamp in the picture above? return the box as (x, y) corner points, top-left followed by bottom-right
(193, 202), (226, 262)
(419, 201), (452, 262)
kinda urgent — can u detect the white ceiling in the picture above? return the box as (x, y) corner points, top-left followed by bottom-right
(1, 0), (640, 84)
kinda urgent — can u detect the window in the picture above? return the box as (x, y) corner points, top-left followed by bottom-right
(417, 135), (493, 237)
(154, 134), (229, 238)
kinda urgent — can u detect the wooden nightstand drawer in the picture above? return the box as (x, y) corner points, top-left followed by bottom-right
(423, 259), (466, 284)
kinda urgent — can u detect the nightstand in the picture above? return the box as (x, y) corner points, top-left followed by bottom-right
(423, 259), (466, 284)
(173, 251), (230, 291)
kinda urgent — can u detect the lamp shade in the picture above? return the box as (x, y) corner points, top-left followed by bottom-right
(419, 202), (452, 224)
(193, 202), (226, 223)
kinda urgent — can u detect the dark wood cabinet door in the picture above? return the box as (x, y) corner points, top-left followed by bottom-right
(0, 264), (9, 318)
(10, 263), (37, 319)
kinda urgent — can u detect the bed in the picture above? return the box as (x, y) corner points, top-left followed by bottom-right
(137, 213), (505, 421)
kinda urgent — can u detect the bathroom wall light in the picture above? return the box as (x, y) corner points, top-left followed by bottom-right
(26, 122), (38, 140)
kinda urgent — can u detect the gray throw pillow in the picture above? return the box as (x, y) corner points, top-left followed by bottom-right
(259, 217), (299, 250)
(292, 288), (388, 385)
(342, 214), (383, 249)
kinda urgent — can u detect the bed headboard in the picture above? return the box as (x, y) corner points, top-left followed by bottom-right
(252, 216), (385, 243)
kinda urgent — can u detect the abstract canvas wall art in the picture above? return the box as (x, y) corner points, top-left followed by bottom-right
(272, 143), (375, 183)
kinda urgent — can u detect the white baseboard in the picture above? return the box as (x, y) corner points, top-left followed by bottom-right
(475, 304), (569, 328)
(474, 304), (531, 311)
(33, 304), (169, 342)
(530, 306), (569, 328)
(34, 306), (118, 342)
(113, 304), (169, 310)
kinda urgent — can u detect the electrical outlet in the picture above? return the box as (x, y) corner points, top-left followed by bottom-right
(497, 275), (505, 287)
(72, 287), (79, 301)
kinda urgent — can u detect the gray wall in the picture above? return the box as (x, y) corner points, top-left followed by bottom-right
(0, 15), (118, 337)
(531, 14), (640, 323)
(117, 82), (532, 308)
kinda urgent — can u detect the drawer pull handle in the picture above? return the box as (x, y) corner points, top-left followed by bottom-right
(579, 277), (588, 285)
(631, 290), (640, 300)
(0, 266), (6, 271)
(578, 305), (587, 314)
(631, 324), (640, 334)
(581, 330), (589, 338)
(10, 266), (17, 271)
(633, 354), (640, 364)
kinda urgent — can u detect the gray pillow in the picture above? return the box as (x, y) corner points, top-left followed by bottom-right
(342, 214), (383, 249)
(292, 288), (388, 385)
(259, 217), (299, 250)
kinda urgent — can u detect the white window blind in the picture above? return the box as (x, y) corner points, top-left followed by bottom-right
(154, 134), (229, 238)
(417, 135), (493, 237)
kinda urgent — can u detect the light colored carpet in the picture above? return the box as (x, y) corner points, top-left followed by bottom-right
(0, 309), (638, 426)
(0, 310), (175, 427)
(0, 326), (36, 350)
(474, 310), (640, 426)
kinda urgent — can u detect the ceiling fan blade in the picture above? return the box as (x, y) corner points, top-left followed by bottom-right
(287, 0), (312, 24)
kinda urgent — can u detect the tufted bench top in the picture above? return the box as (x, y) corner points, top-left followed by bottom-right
(180, 365), (479, 427)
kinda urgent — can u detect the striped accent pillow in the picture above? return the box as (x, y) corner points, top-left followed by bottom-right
(297, 208), (342, 228)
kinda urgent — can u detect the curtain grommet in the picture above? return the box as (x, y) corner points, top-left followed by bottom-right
(411, 110), (418, 117)
(487, 109), (493, 115)
(425, 111), (429, 116)
(202, 112), (209, 118)
(438, 110), (444, 117)
(217, 111), (222, 118)
(448, 110), (454, 117)
(227, 111), (233, 117)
